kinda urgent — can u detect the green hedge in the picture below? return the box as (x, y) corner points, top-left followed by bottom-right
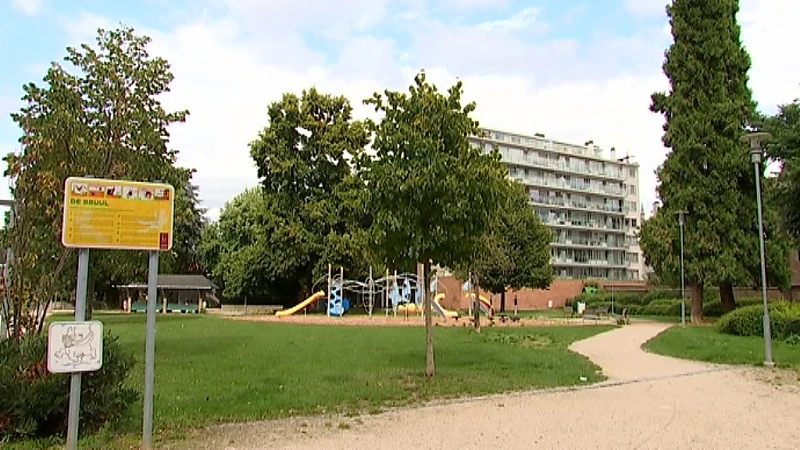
(702, 297), (763, 317)
(571, 290), (681, 307)
(576, 298), (683, 317)
(0, 331), (138, 440)
(717, 302), (800, 341)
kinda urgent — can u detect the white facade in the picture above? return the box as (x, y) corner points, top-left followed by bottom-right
(470, 128), (645, 280)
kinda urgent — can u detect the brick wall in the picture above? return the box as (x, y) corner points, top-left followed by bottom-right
(434, 275), (792, 311)
(435, 276), (584, 311)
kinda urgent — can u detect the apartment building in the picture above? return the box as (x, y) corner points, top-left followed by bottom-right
(469, 128), (646, 280)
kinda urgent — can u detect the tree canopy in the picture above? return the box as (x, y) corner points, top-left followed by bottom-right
(219, 88), (376, 305)
(456, 180), (553, 311)
(642, 0), (787, 322)
(763, 100), (800, 239)
(358, 71), (509, 375)
(2, 26), (201, 335)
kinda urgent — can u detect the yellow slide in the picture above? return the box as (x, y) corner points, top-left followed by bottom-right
(432, 293), (460, 319)
(275, 291), (325, 317)
(478, 295), (495, 317)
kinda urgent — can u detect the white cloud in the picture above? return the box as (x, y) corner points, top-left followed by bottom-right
(43, 0), (800, 223)
(624, 0), (668, 18)
(739, 0), (800, 112)
(10, 0), (44, 16)
(439, 0), (508, 8)
(478, 7), (541, 33)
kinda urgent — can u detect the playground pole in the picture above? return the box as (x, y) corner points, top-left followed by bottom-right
(368, 266), (373, 317)
(472, 271), (481, 333)
(384, 269), (389, 315)
(467, 274), (472, 318)
(327, 264), (332, 317)
(340, 267), (344, 314)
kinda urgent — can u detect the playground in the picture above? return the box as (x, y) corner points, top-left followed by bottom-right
(249, 266), (598, 328)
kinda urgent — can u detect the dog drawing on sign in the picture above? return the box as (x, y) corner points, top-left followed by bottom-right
(55, 326), (97, 367)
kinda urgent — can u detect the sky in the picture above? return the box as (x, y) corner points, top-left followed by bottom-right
(1, 0), (799, 221)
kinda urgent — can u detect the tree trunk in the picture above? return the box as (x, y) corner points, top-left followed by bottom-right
(500, 290), (506, 313)
(719, 281), (736, 313)
(472, 272), (481, 333)
(422, 261), (435, 377)
(691, 283), (703, 324)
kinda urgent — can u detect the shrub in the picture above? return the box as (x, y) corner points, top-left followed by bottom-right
(702, 297), (762, 317)
(0, 330), (138, 440)
(641, 298), (683, 316)
(717, 302), (800, 341)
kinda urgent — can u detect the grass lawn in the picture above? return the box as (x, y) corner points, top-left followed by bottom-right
(13, 314), (612, 448)
(643, 325), (800, 367)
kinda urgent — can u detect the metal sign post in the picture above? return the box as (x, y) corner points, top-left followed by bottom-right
(65, 248), (90, 450)
(142, 250), (159, 449)
(59, 177), (175, 449)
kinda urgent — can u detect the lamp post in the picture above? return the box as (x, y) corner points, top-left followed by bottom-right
(675, 210), (688, 327)
(0, 199), (15, 341)
(742, 131), (774, 367)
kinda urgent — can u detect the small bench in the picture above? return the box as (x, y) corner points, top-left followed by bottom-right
(582, 307), (602, 323)
(563, 305), (573, 318)
(497, 314), (521, 323)
(129, 303), (199, 314)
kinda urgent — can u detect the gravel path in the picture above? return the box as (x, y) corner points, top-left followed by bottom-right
(174, 323), (800, 449)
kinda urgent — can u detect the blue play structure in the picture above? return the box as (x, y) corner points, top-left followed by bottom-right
(388, 276), (422, 310)
(327, 275), (351, 317)
(310, 265), (452, 317)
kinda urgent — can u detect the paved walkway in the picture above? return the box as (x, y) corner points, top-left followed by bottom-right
(178, 323), (800, 449)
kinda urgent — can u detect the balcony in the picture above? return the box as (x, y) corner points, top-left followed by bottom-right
(509, 172), (626, 198)
(538, 217), (628, 234)
(550, 240), (627, 251)
(529, 197), (625, 216)
(509, 157), (625, 182)
(550, 258), (629, 269)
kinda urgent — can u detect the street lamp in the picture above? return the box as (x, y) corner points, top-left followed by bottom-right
(0, 199), (15, 341)
(742, 131), (774, 367)
(675, 210), (688, 327)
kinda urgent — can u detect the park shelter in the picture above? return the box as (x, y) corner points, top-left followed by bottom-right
(119, 274), (220, 314)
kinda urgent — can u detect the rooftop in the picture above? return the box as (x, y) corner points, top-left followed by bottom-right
(473, 127), (639, 167)
(118, 274), (219, 290)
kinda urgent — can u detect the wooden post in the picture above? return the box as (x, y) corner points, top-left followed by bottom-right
(467, 274), (473, 318)
(416, 263), (424, 317)
(327, 264), (332, 317)
(472, 271), (481, 333)
(384, 269), (389, 315)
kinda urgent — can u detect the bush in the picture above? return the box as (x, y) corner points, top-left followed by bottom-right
(641, 298), (683, 316)
(702, 297), (763, 317)
(0, 330), (137, 440)
(717, 302), (800, 341)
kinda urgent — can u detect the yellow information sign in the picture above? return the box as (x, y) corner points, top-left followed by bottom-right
(61, 177), (175, 251)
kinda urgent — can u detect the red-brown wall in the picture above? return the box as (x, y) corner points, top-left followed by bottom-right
(435, 276), (584, 311)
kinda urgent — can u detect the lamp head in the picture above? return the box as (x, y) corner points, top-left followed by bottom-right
(741, 131), (772, 151)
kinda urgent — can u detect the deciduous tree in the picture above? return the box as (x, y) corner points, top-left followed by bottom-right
(3, 26), (197, 335)
(456, 180), (553, 312)
(244, 88), (373, 305)
(359, 71), (508, 376)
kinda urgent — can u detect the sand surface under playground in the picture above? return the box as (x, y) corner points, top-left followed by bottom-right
(174, 322), (800, 449)
(228, 312), (593, 328)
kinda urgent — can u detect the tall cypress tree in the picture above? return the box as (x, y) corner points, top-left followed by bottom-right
(646, 0), (760, 323)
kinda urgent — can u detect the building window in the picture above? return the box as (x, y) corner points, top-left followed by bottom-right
(629, 168), (636, 178)
(628, 184), (636, 195)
